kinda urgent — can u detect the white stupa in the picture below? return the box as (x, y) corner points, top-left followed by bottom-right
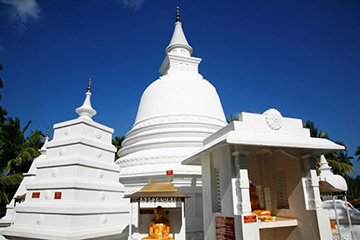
(117, 8), (226, 185)
(2, 81), (129, 240)
(116, 8), (227, 237)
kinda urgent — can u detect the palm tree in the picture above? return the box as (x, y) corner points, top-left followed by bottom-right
(303, 120), (329, 139)
(355, 145), (360, 162)
(226, 114), (239, 123)
(0, 117), (44, 206)
(0, 117), (44, 174)
(227, 113), (239, 123)
(112, 135), (125, 161)
(303, 120), (353, 177)
(326, 150), (354, 177)
(0, 63), (8, 124)
(0, 173), (23, 205)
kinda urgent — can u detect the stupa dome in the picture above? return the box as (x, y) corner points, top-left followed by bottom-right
(117, 9), (227, 189)
(134, 75), (225, 124)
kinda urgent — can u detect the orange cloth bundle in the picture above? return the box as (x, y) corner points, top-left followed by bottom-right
(252, 210), (272, 221)
(330, 221), (337, 230)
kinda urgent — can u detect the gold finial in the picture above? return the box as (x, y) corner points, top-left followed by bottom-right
(87, 79), (91, 93)
(176, 6), (180, 22)
(149, 177), (152, 183)
(167, 177), (171, 182)
(46, 127), (50, 138)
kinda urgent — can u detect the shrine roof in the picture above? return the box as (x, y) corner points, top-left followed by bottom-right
(124, 179), (190, 199)
(182, 110), (345, 165)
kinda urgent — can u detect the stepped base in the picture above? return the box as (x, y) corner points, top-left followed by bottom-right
(2, 224), (129, 240)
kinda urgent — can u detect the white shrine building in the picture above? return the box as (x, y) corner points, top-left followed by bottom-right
(0, 7), (353, 240)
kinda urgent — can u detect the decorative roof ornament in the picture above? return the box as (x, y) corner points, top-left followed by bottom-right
(87, 79), (91, 92)
(165, 7), (193, 56)
(75, 79), (97, 120)
(176, 6), (180, 22)
(263, 108), (283, 131)
(39, 127), (50, 155)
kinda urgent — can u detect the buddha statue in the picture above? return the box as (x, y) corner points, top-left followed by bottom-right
(249, 183), (272, 221)
(142, 206), (174, 240)
(250, 184), (260, 210)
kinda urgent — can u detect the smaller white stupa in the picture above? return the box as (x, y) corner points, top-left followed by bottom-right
(2, 81), (129, 240)
(318, 155), (347, 193)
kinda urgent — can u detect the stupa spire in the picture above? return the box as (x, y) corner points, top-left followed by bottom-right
(75, 79), (97, 120)
(165, 7), (193, 56)
(319, 155), (333, 176)
(87, 79), (91, 92)
(176, 6), (180, 22)
(39, 127), (50, 155)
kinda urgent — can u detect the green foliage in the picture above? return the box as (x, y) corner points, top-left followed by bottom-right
(303, 120), (353, 178)
(355, 145), (360, 162)
(0, 64), (8, 124)
(227, 113), (239, 123)
(347, 175), (360, 200)
(326, 159), (353, 176)
(0, 117), (44, 174)
(112, 135), (125, 161)
(324, 142), (354, 177)
(0, 173), (23, 205)
(0, 117), (44, 206)
(303, 120), (329, 139)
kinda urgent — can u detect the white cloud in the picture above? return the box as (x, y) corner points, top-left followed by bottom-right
(121, 0), (145, 10)
(0, 0), (41, 31)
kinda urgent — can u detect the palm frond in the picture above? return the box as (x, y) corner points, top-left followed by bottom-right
(303, 120), (329, 139)
(0, 190), (9, 205)
(227, 113), (239, 123)
(0, 173), (23, 188)
(20, 120), (32, 139)
(327, 159), (353, 176)
(355, 145), (360, 161)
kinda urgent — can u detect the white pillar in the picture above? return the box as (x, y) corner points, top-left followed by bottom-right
(301, 155), (322, 210)
(129, 201), (133, 238)
(232, 151), (251, 215)
(232, 151), (259, 240)
(179, 201), (186, 240)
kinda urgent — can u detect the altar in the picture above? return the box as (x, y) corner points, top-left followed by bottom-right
(182, 110), (344, 240)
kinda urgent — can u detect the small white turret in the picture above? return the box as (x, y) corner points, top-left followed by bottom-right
(318, 155), (347, 192)
(39, 127), (49, 155)
(75, 79), (97, 120)
(319, 155), (333, 176)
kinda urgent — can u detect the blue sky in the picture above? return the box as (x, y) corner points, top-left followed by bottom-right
(0, 0), (359, 174)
